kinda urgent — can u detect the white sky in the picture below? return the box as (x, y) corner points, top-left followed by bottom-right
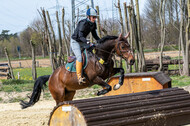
(0, 0), (145, 34)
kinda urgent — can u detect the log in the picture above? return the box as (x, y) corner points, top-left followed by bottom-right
(49, 88), (190, 126)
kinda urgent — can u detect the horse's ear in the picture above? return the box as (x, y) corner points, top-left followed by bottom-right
(118, 33), (122, 40)
(124, 32), (130, 39)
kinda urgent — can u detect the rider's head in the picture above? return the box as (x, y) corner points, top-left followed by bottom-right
(86, 8), (98, 23)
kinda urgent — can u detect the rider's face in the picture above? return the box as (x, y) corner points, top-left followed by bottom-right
(89, 16), (97, 23)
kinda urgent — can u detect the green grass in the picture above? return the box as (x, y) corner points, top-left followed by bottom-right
(13, 67), (52, 80)
(0, 56), (50, 62)
(171, 75), (190, 87)
(0, 97), (3, 102)
(0, 83), (34, 92)
(8, 96), (27, 103)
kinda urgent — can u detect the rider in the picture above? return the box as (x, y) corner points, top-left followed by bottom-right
(71, 8), (100, 85)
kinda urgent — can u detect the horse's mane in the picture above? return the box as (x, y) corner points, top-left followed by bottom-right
(98, 35), (118, 44)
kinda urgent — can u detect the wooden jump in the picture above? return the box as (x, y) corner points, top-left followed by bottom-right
(106, 72), (171, 96)
(49, 88), (190, 126)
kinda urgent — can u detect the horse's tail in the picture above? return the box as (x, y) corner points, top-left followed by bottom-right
(20, 75), (50, 109)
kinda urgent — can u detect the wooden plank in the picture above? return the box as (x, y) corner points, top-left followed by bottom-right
(0, 76), (7, 80)
(0, 72), (8, 75)
(0, 66), (9, 69)
(49, 88), (190, 126)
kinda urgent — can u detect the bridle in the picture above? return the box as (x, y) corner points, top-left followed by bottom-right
(116, 41), (132, 60)
(94, 40), (132, 64)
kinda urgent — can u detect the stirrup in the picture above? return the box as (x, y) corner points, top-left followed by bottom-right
(78, 77), (86, 85)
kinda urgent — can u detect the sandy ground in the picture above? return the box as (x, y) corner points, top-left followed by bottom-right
(0, 51), (187, 126)
(0, 86), (189, 126)
(0, 100), (55, 126)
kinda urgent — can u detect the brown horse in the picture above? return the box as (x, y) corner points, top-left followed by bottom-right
(20, 33), (134, 109)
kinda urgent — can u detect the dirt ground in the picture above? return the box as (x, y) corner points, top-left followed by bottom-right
(0, 51), (187, 126)
(0, 86), (189, 126)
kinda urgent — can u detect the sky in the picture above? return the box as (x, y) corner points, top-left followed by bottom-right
(0, 0), (145, 34)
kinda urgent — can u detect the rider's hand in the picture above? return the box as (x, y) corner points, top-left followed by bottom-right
(90, 43), (96, 48)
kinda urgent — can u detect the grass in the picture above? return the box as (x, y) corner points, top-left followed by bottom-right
(171, 75), (190, 87)
(0, 56), (50, 62)
(0, 83), (34, 92)
(13, 67), (52, 80)
(8, 96), (27, 103)
(0, 61), (190, 103)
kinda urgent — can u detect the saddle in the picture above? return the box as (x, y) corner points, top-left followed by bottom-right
(67, 53), (86, 65)
(65, 49), (88, 72)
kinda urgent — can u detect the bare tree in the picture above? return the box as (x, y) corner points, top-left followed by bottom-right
(62, 8), (70, 57)
(183, 0), (190, 75)
(158, 0), (166, 71)
(56, 11), (64, 66)
(41, 9), (55, 71)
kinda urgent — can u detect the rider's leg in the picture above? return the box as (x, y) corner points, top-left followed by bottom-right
(71, 39), (86, 85)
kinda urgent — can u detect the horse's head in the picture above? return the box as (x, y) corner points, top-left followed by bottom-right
(114, 33), (135, 65)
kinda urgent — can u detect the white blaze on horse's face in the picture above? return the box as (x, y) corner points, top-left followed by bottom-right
(116, 33), (135, 65)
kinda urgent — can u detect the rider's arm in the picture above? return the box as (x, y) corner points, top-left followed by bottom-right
(91, 24), (100, 40)
(78, 21), (88, 43)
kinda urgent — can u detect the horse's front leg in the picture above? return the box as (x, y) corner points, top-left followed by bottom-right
(110, 68), (125, 90)
(93, 76), (112, 96)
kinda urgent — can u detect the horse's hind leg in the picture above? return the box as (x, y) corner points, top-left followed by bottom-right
(49, 80), (66, 105)
(92, 76), (111, 96)
(64, 89), (76, 101)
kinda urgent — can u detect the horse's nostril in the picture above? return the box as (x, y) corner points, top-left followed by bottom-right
(130, 60), (134, 65)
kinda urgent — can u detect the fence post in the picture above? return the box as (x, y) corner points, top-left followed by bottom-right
(4, 47), (15, 79)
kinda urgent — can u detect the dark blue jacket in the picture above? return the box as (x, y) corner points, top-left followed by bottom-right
(71, 18), (100, 43)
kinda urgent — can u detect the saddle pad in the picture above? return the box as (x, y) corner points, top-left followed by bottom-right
(65, 49), (88, 72)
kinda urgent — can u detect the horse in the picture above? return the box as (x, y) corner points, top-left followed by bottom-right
(20, 33), (135, 109)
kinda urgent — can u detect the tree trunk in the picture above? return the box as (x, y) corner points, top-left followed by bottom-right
(116, 0), (124, 68)
(56, 11), (64, 66)
(158, 0), (166, 71)
(131, 0), (142, 72)
(183, 0), (190, 76)
(62, 8), (70, 57)
(46, 11), (58, 69)
(135, 0), (146, 72)
(41, 9), (55, 72)
(128, 5), (137, 72)
(96, 6), (101, 38)
(30, 40), (37, 80)
(4, 47), (15, 79)
(117, 0), (124, 34)
(124, 2), (131, 73)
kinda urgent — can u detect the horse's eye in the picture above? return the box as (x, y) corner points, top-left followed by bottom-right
(121, 46), (125, 49)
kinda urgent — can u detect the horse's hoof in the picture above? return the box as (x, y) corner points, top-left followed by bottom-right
(113, 84), (121, 90)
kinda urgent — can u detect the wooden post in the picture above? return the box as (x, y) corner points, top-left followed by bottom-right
(46, 11), (57, 58)
(30, 40), (37, 80)
(19, 62), (22, 68)
(96, 6), (101, 38)
(56, 11), (64, 66)
(41, 9), (55, 72)
(4, 47), (15, 79)
(46, 10), (58, 69)
(62, 8), (70, 58)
